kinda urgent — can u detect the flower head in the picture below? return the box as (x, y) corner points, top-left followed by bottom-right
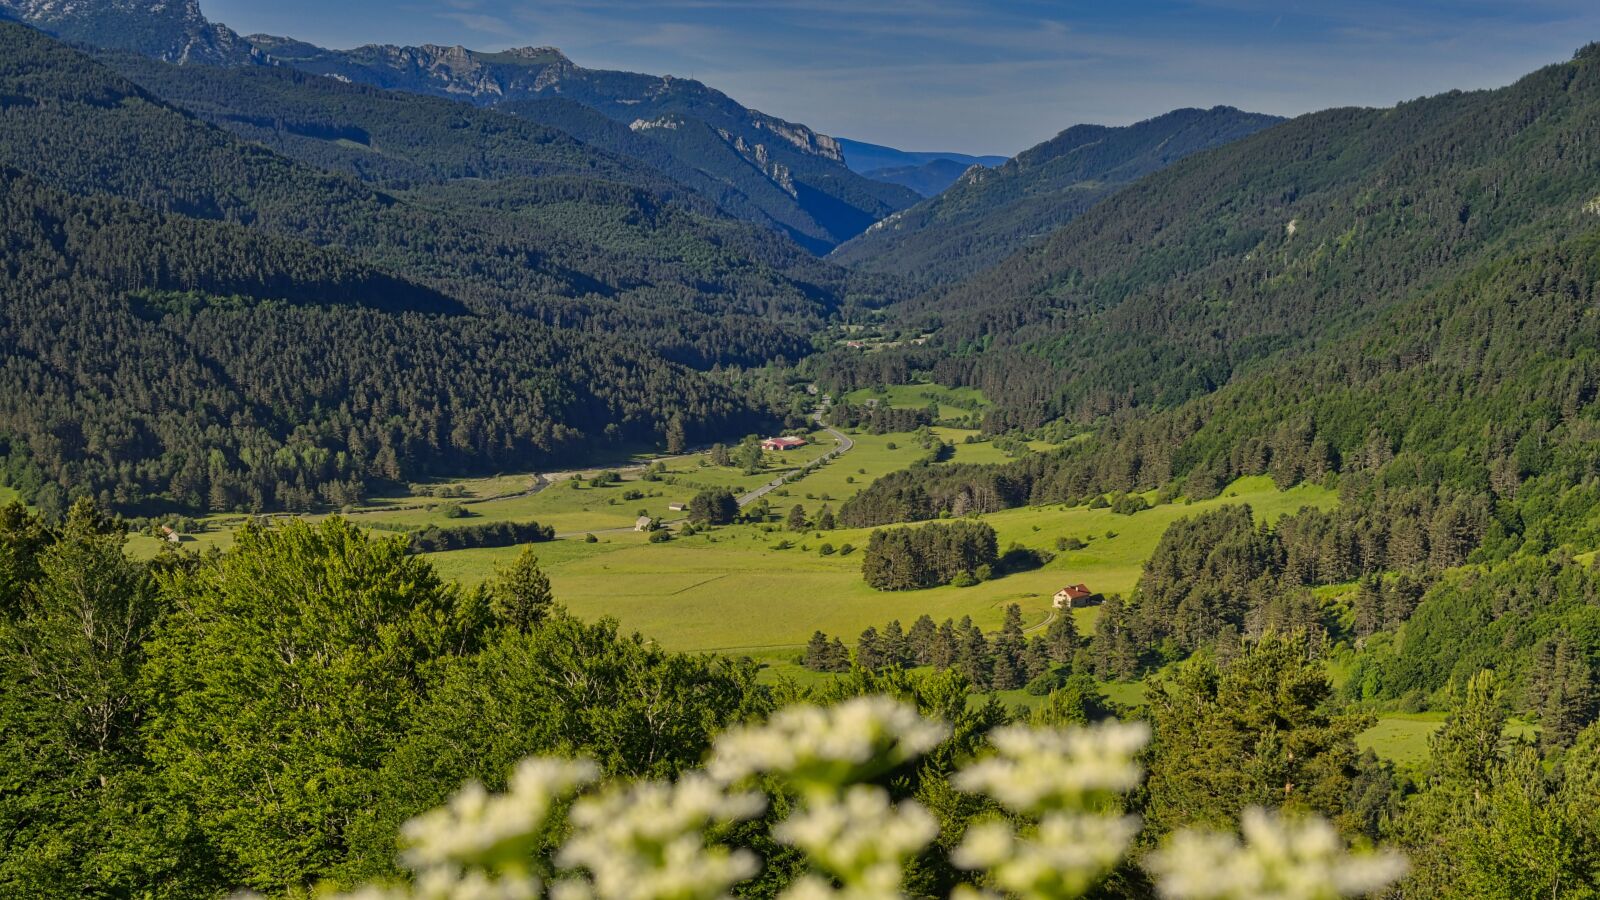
(774, 785), (939, 893)
(1147, 808), (1408, 900)
(709, 697), (948, 793)
(557, 774), (764, 900)
(954, 721), (1149, 815)
(401, 757), (598, 874)
(953, 812), (1139, 900)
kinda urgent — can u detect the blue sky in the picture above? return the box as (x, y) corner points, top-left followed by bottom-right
(203, 1), (1600, 155)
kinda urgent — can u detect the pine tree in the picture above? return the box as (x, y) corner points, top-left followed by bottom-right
(907, 614), (937, 665)
(931, 618), (958, 669)
(880, 619), (910, 668)
(856, 626), (883, 671)
(803, 630), (831, 671)
(816, 505), (836, 530)
(1351, 574), (1382, 638)
(787, 504), (809, 532)
(1044, 606), (1080, 662)
(825, 636), (852, 673)
(490, 546), (553, 633)
(1023, 635), (1051, 681)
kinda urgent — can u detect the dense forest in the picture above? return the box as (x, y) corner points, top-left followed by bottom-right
(0, 23), (891, 515)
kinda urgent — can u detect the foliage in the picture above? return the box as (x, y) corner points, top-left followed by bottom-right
(860, 521), (999, 591)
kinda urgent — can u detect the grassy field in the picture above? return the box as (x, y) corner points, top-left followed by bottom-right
(426, 474), (1336, 654)
(126, 431), (846, 559)
(1356, 712), (1539, 767)
(841, 383), (991, 422)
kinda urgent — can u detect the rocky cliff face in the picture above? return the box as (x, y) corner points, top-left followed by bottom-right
(0, 0), (260, 64)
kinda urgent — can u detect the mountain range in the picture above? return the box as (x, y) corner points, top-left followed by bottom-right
(830, 106), (1284, 284)
(0, 0), (925, 252)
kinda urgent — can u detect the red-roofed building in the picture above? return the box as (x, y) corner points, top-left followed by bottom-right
(1053, 583), (1103, 609)
(761, 436), (808, 451)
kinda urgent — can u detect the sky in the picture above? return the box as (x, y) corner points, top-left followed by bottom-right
(203, 0), (1600, 155)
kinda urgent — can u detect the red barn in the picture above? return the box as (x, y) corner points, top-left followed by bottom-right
(761, 436), (808, 451)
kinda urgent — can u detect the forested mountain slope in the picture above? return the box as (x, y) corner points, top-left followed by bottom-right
(0, 24), (779, 516)
(837, 46), (1600, 575)
(840, 47), (1600, 428)
(99, 53), (898, 353)
(830, 107), (1282, 284)
(0, 24), (877, 369)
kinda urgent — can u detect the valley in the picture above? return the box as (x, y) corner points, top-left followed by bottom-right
(3, 2), (1600, 897)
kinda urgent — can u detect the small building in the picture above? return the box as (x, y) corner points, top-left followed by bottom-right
(761, 436), (808, 452)
(635, 516), (655, 532)
(160, 525), (181, 544)
(1053, 583), (1103, 609)
(667, 502), (687, 512)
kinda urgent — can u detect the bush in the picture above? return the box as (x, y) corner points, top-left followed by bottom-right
(647, 530), (671, 543)
(839, 543), (855, 556)
(1025, 669), (1066, 696)
(1111, 493), (1150, 516)
(819, 543), (835, 556)
(438, 502), (469, 519)
(584, 533), (598, 544)
(951, 571), (979, 588)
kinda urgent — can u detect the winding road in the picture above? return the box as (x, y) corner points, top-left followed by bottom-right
(737, 417), (854, 507)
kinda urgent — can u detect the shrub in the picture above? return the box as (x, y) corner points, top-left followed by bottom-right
(647, 530), (671, 543)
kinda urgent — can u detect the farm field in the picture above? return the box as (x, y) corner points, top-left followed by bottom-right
(426, 473), (1336, 654)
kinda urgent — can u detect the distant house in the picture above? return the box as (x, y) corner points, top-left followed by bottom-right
(761, 436), (808, 452)
(159, 525), (181, 544)
(1053, 584), (1103, 609)
(635, 516), (655, 532)
(667, 502), (687, 512)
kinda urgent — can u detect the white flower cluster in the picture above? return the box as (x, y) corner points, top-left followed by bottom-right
(557, 774), (765, 900)
(774, 784), (939, 896)
(950, 721), (1150, 900)
(311, 697), (1406, 900)
(953, 721), (1149, 814)
(1147, 807), (1409, 900)
(954, 813), (1140, 900)
(402, 758), (599, 874)
(709, 696), (949, 793)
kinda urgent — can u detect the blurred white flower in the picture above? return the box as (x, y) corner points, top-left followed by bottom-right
(953, 812), (1139, 900)
(1147, 807), (1408, 900)
(774, 784), (938, 893)
(953, 721), (1149, 815)
(401, 757), (598, 874)
(557, 774), (764, 900)
(709, 697), (948, 792)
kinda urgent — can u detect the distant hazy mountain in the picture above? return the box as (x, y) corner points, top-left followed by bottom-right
(860, 158), (980, 197)
(0, 0), (262, 64)
(836, 138), (1007, 175)
(830, 106), (1283, 284)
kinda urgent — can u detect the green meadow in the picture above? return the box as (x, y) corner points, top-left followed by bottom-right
(426, 474), (1336, 654)
(841, 382), (991, 422)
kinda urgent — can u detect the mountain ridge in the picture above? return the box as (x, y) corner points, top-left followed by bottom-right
(830, 105), (1284, 284)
